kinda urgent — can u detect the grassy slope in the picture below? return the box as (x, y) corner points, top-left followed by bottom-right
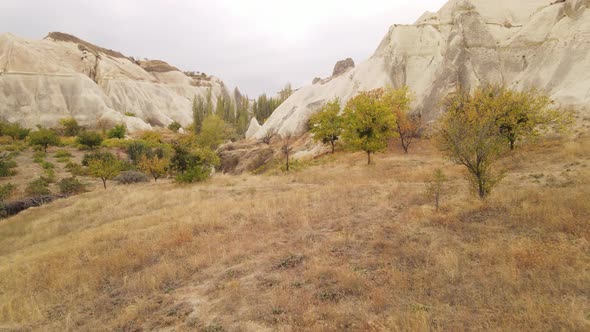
(0, 138), (589, 331)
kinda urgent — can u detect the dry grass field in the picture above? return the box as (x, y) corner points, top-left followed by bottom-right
(0, 136), (589, 331)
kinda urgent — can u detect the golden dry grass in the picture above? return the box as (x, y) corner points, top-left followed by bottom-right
(0, 138), (589, 331)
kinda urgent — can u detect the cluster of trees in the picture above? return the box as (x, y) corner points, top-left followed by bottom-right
(309, 86), (421, 164)
(252, 83), (293, 124)
(308, 85), (570, 200)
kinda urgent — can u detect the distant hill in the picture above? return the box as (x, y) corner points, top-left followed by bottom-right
(0, 32), (230, 131)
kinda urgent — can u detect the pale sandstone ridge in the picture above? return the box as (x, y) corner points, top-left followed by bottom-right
(0, 32), (230, 131)
(252, 0), (590, 139)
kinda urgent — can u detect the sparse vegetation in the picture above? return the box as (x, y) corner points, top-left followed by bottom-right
(58, 177), (86, 195)
(426, 168), (446, 211)
(138, 155), (170, 182)
(167, 121), (182, 133)
(77, 130), (104, 149)
(59, 117), (81, 137)
(114, 170), (149, 184)
(25, 177), (51, 196)
(107, 124), (127, 139)
(28, 128), (60, 152)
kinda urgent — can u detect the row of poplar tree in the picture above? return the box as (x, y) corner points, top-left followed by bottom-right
(191, 84), (293, 137)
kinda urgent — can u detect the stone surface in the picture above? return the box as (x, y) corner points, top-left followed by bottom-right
(252, 0), (590, 139)
(245, 117), (261, 140)
(0, 32), (231, 132)
(332, 58), (355, 77)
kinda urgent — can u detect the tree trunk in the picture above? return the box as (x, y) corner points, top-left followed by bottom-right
(286, 153), (290, 172)
(509, 139), (515, 150)
(367, 151), (371, 165)
(102, 178), (107, 189)
(331, 141), (335, 154)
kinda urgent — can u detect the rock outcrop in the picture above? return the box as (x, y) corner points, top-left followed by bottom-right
(0, 32), (231, 131)
(332, 58), (355, 77)
(245, 118), (262, 140)
(251, 0), (590, 139)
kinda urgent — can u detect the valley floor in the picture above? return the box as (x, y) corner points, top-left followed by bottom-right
(0, 137), (589, 331)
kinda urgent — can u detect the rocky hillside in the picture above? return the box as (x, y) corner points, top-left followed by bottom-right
(251, 0), (590, 139)
(0, 32), (230, 132)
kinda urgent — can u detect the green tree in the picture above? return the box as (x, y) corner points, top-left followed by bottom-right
(192, 96), (206, 134)
(87, 153), (124, 189)
(382, 86), (420, 153)
(59, 117), (81, 136)
(491, 86), (571, 150)
(0, 121), (30, 141)
(342, 89), (397, 164)
(29, 129), (60, 152)
(138, 155), (170, 182)
(77, 131), (103, 149)
(309, 98), (343, 153)
(198, 115), (234, 150)
(435, 89), (507, 199)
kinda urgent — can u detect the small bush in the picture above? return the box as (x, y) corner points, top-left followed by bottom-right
(101, 138), (131, 149)
(60, 136), (78, 148)
(127, 141), (152, 164)
(77, 131), (103, 149)
(82, 151), (116, 166)
(175, 164), (211, 183)
(25, 178), (51, 196)
(168, 121), (182, 132)
(124, 112), (136, 117)
(54, 149), (72, 158)
(56, 157), (71, 164)
(58, 177), (86, 195)
(43, 168), (56, 183)
(66, 161), (87, 176)
(0, 183), (15, 202)
(114, 170), (149, 184)
(107, 124), (127, 139)
(41, 161), (54, 170)
(0, 154), (17, 177)
(140, 131), (163, 144)
(0, 136), (13, 145)
(1, 142), (27, 152)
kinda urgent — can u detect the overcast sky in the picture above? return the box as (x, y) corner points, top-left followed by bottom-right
(1, 0), (447, 96)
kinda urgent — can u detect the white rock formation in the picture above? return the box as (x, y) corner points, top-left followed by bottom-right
(245, 117), (261, 140)
(0, 32), (231, 132)
(253, 0), (590, 139)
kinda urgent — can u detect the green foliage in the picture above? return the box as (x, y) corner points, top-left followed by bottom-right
(33, 151), (46, 163)
(82, 151), (116, 166)
(77, 131), (103, 149)
(382, 86), (420, 153)
(168, 121), (182, 133)
(101, 138), (131, 149)
(25, 178), (51, 196)
(309, 98), (344, 153)
(435, 88), (507, 199)
(87, 152), (125, 189)
(138, 155), (170, 181)
(54, 149), (72, 158)
(41, 161), (54, 170)
(107, 124), (127, 139)
(59, 117), (81, 136)
(140, 131), (163, 144)
(0, 121), (30, 141)
(124, 112), (136, 117)
(114, 170), (149, 184)
(489, 86), (572, 150)
(198, 115), (234, 150)
(28, 128), (60, 152)
(0, 183), (15, 202)
(58, 177), (86, 195)
(193, 96), (206, 134)
(127, 141), (151, 165)
(0, 153), (17, 177)
(342, 89), (397, 164)
(66, 161), (87, 176)
(175, 164), (211, 183)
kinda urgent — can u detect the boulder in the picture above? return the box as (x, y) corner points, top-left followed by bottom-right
(332, 58), (355, 77)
